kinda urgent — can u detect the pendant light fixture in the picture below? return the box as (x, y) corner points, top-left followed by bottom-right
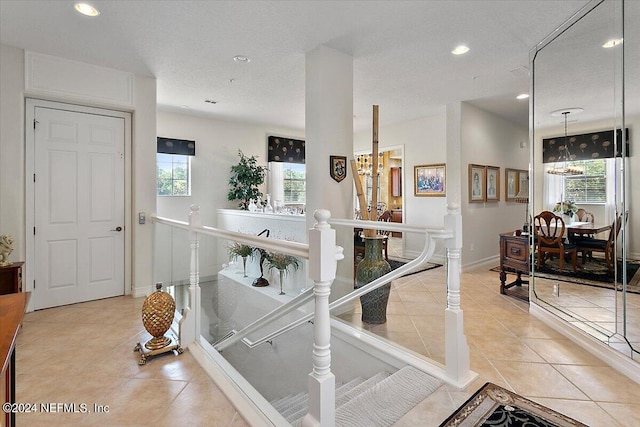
(547, 109), (584, 176)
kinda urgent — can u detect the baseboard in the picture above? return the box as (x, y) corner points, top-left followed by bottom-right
(462, 255), (499, 272)
(530, 302), (640, 385)
(400, 249), (445, 266)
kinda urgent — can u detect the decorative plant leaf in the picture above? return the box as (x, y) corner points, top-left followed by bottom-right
(227, 150), (267, 210)
(265, 251), (301, 275)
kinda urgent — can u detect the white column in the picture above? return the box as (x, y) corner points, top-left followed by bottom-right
(305, 45), (353, 300)
(181, 204), (201, 348)
(444, 203), (473, 386)
(303, 209), (339, 427)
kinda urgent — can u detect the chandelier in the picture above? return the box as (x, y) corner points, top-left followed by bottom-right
(546, 110), (584, 176)
(356, 153), (383, 176)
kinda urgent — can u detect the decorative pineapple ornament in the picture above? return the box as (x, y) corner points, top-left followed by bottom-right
(134, 282), (183, 364)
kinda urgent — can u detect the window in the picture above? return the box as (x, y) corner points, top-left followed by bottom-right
(283, 163), (305, 203)
(157, 153), (190, 196)
(564, 159), (606, 203)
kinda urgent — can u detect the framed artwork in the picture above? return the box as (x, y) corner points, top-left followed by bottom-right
(517, 170), (529, 197)
(329, 155), (347, 183)
(414, 163), (446, 197)
(469, 164), (486, 202)
(505, 168), (518, 201)
(486, 166), (500, 201)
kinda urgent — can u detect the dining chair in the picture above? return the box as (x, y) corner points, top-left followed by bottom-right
(575, 212), (625, 273)
(533, 211), (578, 272)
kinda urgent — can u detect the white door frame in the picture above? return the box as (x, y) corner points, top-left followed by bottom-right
(25, 98), (132, 311)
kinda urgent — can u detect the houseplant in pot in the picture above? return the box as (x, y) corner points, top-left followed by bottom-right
(227, 242), (255, 277)
(265, 251), (301, 295)
(227, 150), (267, 210)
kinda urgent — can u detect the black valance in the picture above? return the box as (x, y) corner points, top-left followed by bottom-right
(268, 136), (305, 164)
(542, 128), (630, 163)
(157, 137), (196, 156)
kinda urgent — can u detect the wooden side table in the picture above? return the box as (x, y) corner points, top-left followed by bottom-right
(499, 233), (530, 302)
(0, 262), (23, 295)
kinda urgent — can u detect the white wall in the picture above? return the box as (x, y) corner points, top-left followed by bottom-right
(156, 110), (304, 225)
(155, 111), (305, 286)
(0, 44), (157, 299)
(460, 102), (529, 268)
(0, 44), (25, 257)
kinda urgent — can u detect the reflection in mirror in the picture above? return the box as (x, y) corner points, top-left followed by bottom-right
(353, 147), (404, 257)
(531, 0), (638, 359)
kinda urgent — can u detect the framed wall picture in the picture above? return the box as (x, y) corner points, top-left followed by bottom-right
(469, 164), (486, 202)
(505, 168), (518, 201)
(517, 170), (529, 197)
(414, 163), (446, 197)
(486, 166), (500, 201)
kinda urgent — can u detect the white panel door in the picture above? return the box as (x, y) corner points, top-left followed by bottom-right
(33, 106), (125, 309)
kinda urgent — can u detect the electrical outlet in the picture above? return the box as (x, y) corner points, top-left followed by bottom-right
(470, 243), (475, 252)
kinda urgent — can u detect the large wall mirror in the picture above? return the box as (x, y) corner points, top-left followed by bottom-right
(531, 0), (638, 360)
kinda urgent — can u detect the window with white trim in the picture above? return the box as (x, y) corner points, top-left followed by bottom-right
(563, 159), (606, 203)
(283, 163), (305, 203)
(157, 153), (191, 196)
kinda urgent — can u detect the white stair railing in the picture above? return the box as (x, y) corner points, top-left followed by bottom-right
(151, 204), (475, 427)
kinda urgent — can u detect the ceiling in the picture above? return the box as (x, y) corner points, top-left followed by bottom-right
(0, 0), (592, 132)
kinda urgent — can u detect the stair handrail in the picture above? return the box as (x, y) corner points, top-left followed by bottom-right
(151, 214), (310, 259)
(235, 219), (452, 349)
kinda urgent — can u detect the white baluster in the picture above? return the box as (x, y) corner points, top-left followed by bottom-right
(302, 209), (338, 427)
(444, 203), (472, 386)
(180, 205), (201, 348)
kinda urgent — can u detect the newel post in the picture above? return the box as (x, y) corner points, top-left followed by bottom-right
(444, 203), (472, 385)
(302, 209), (341, 427)
(181, 205), (201, 348)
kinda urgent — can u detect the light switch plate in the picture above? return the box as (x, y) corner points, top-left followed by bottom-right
(139, 212), (145, 224)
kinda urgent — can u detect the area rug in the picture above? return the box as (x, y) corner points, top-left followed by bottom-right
(439, 382), (587, 427)
(492, 258), (640, 295)
(388, 258), (442, 278)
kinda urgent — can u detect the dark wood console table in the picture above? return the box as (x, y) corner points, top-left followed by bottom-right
(1, 292), (29, 427)
(499, 232), (531, 302)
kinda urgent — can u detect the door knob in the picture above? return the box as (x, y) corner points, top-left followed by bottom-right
(111, 226), (123, 232)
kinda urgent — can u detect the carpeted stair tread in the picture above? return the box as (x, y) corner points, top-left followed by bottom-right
(277, 392), (312, 417)
(335, 365), (443, 427)
(284, 376), (367, 422)
(270, 392), (307, 413)
(335, 371), (390, 407)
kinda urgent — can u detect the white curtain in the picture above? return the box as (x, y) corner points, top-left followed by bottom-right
(604, 157), (617, 226)
(544, 164), (565, 211)
(267, 162), (284, 204)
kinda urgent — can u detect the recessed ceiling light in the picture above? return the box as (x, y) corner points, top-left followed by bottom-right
(516, 93), (529, 100)
(451, 45), (470, 55)
(233, 55), (251, 64)
(74, 3), (100, 16)
(180, 105), (189, 109)
(602, 38), (623, 48)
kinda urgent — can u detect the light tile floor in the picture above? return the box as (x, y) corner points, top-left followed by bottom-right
(14, 265), (640, 426)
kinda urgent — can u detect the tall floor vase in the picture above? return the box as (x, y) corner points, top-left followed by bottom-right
(355, 236), (391, 324)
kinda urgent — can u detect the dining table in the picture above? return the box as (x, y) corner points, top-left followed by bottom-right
(566, 221), (611, 241)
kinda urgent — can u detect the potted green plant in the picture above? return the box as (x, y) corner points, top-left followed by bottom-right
(265, 251), (301, 295)
(227, 150), (267, 210)
(227, 242), (255, 278)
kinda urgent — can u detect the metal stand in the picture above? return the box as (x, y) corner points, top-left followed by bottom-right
(134, 335), (183, 365)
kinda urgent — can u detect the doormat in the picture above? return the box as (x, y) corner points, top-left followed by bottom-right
(439, 382), (587, 427)
(492, 258), (640, 295)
